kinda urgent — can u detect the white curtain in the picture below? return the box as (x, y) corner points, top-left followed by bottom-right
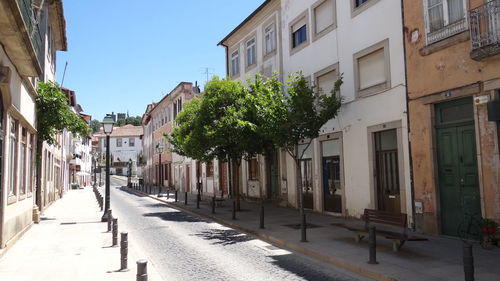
(428, 0), (444, 32)
(447, 0), (464, 24)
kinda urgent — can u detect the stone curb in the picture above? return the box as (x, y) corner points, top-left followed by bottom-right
(129, 188), (398, 281)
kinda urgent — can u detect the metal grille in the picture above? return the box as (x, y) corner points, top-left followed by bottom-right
(16, 0), (44, 67)
(470, 0), (500, 50)
(375, 150), (400, 196)
(427, 18), (468, 45)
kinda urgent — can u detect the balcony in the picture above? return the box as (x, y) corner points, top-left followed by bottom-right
(16, 0), (44, 67)
(470, 0), (500, 60)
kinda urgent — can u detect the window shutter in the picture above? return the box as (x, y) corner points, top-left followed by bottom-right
(358, 48), (386, 90)
(315, 0), (334, 33)
(292, 17), (307, 33)
(317, 70), (337, 95)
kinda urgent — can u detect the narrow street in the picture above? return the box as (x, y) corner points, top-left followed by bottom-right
(108, 176), (368, 281)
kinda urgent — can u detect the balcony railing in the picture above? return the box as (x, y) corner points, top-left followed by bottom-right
(16, 0), (44, 68)
(470, 0), (500, 60)
(427, 18), (468, 45)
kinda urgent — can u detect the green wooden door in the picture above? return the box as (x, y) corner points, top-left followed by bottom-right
(436, 99), (481, 237)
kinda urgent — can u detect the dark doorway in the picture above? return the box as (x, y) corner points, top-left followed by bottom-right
(374, 129), (401, 213)
(321, 139), (342, 213)
(266, 149), (280, 199)
(219, 162), (228, 196)
(436, 98), (481, 237)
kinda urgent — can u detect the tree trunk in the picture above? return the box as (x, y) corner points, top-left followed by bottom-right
(35, 139), (43, 213)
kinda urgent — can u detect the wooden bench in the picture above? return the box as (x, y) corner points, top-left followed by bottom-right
(345, 208), (428, 252)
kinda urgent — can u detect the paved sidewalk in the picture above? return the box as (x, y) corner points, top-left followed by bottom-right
(0, 187), (162, 281)
(133, 186), (500, 281)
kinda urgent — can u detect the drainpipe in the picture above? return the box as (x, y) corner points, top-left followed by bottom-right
(401, 0), (417, 231)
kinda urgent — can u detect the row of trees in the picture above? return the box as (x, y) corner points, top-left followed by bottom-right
(168, 73), (342, 239)
(90, 116), (142, 133)
(35, 81), (91, 209)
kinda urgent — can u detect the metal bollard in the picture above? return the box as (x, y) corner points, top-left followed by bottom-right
(120, 232), (129, 271)
(463, 243), (474, 281)
(167, 189), (170, 200)
(136, 259), (148, 281)
(107, 210), (113, 232)
(232, 200), (236, 220)
(196, 193), (200, 209)
(175, 190), (178, 202)
(184, 192), (188, 205)
(260, 203), (265, 229)
(368, 226), (378, 264)
(112, 218), (118, 246)
(301, 213), (307, 242)
(212, 196), (216, 214)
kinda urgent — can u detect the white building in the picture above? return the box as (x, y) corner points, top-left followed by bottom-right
(218, 0), (412, 221)
(0, 0), (67, 248)
(96, 125), (143, 177)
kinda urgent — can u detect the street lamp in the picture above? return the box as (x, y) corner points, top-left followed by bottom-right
(127, 158), (132, 188)
(101, 114), (115, 222)
(156, 142), (164, 197)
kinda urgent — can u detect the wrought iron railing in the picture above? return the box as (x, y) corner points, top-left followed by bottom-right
(16, 0), (44, 68)
(470, 0), (500, 50)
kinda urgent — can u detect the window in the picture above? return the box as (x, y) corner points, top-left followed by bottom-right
(246, 38), (256, 67)
(264, 23), (276, 55)
(248, 158), (259, 180)
(27, 134), (33, 194)
(8, 119), (17, 196)
(129, 138), (135, 147)
(231, 50), (240, 76)
(424, 0), (467, 44)
(313, 0), (336, 40)
(20, 128), (27, 195)
(354, 39), (390, 97)
(206, 162), (214, 177)
(116, 138), (122, 147)
(355, 0), (369, 7)
(351, 0), (380, 17)
(315, 65), (338, 96)
(292, 21), (307, 48)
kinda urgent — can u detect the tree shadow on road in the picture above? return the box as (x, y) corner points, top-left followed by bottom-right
(143, 211), (208, 223)
(118, 186), (147, 198)
(192, 229), (254, 246)
(269, 254), (351, 281)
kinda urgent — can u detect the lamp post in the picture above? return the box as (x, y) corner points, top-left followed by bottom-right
(156, 143), (164, 197)
(127, 158), (132, 188)
(101, 115), (115, 222)
(92, 152), (97, 188)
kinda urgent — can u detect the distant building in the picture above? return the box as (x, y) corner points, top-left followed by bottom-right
(95, 125), (143, 176)
(117, 113), (126, 121)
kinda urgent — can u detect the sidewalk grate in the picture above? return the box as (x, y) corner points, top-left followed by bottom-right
(283, 223), (322, 229)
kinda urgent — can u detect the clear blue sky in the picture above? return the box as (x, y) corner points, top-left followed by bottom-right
(56, 0), (264, 121)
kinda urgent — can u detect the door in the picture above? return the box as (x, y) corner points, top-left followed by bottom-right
(300, 159), (313, 209)
(219, 162), (228, 196)
(374, 129), (401, 213)
(322, 157), (341, 213)
(436, 98), (481, 237)
(266, 149), (280, 199)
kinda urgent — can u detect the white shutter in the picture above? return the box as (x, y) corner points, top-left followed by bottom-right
(358, 48), (386, 90)
(317, 70), (336, 95)
(321, 139), (340, 157)
(315, 0), (334, 34)
(292, 17), (307, 33)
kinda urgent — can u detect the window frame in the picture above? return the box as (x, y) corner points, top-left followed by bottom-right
(353, 39), (391, 98)
(245, 35), (257, 70)
(116, 138), (122, 147)
(312, 0), (337, 42)
(8, 118), (18, 199)
(263, 20), (277, 59)
(314, 62), (340, 96)
(230, 47), (240, 78)
(422, 0), (468, 45)
(350, 0), (381, 18)
(129, 137), (135, 147)
(289, 10), (310, 56)
(248, 158), (260, 181)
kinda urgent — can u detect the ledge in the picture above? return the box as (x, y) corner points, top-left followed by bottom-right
(419, 31), (469, 56)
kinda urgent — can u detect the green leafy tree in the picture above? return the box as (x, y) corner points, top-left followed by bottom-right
(35, 81), (91, 209)
(168, 76), (260, 210)
(90, 119), (101, 133)
(274, 73), (342, 240)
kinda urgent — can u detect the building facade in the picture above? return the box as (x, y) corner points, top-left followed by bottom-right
(0, 0), (67, 248)
(403, 0), (500, 235)
(95, 125), (143, 177)
(219, 0), (413, 221)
